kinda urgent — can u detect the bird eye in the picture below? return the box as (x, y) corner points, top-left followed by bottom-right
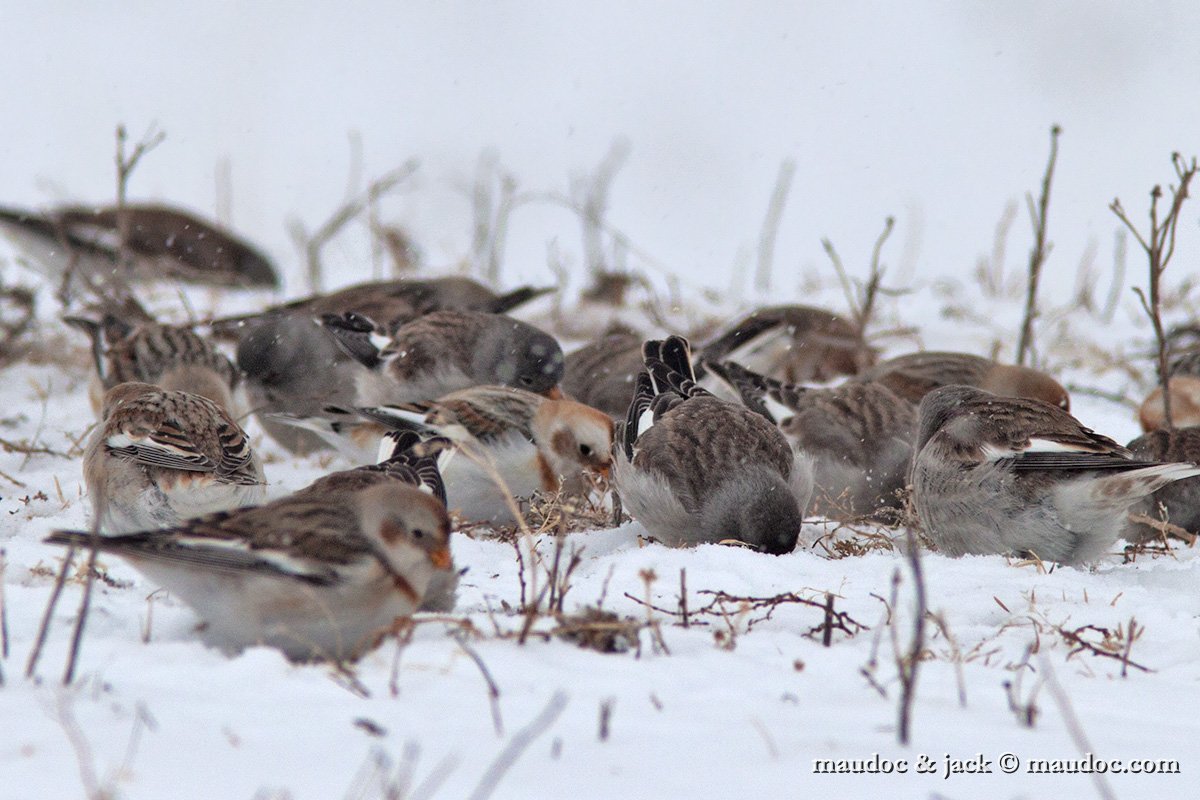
(519, 375), (534, 386)
(579, 444), (593, 457)
(412, 529), (424, 539)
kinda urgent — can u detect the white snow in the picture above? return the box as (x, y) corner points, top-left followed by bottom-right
(1, 3), (1199, 799)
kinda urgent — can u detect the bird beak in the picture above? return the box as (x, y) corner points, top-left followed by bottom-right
(429, 546), (453, 571)
(542, 385), (565, 399)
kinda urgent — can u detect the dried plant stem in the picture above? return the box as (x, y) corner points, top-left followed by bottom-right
(0, 548), (9, 660)
(292, 158), (419, 292)
(678, 568), (689, 629)
(26, 546), (77, 679)
(823, 215), (895, 342)
(114, 124), (166, 268)
(1111, 152), (1199, 429)
(453, 630), (504, 737)
(466, 690), (568, 800)
(576, 139), (631, 277)
(1016, 124), (1061, 366)
(754, 158), (796, 293)
(896, 527), (927, 745)
(1039, 654), (1118, 800)
(63, 540), (100, 685)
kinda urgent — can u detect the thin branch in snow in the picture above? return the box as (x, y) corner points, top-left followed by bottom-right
(26, 546), (77, 680)
(754, 158), (796, 293)
(1039, 653), (1118, 800)
(466, 690), (568, 800)
(1016, 124), (1061, 366)
(453, 629), (504, 737)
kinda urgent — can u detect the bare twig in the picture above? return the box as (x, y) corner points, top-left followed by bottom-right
(114, 124), (167, 271)
(1003, 642), (1041, 728)
(754, 158), (796, 293)
(1016, 125), (1061, 366)
(1057, 623), (1152, 673)
(295, 158), (420, 291)
(63, 490), (106, 685)
(821, 593), (835, 647)
(453, 630), (504, 737)
(26, 547), (77, 679)
(0, 549), (9, 660)
(823, 216), (895, 342)
(54, 688), (105, 799)
(896, 527), (927, 746)
(1039, 654), (1118, 800)
(574, 140), (631, 277)
(928, 612), (967, 708)
(598, 697), (615, 742)
(678, 568), (689, 629)
(1111, 152), (1199, 429)
(466, 690), (568, 800)
(1101, 228), (1127, 322)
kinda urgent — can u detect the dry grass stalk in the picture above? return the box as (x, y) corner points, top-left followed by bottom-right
(895, 525), (927, 746)
(1111, 152), (1199, 429)
(289, 158), (419, 292)
(62, 483), (107, 685)
(452, 629), (504, 736)
(574, 139), (631, 278)
(1055, 621), (1151, 674)
(623, 587), (868, 645)
(26, 548), (77, 679)
(466, 690), (568, 800)
(1002, 642), (1041, 728)
(1039, 654), (1119, 800)
(823, 215), (897, 346)
(1016, 125), (1061, 366)
(754, 158), (796, 293)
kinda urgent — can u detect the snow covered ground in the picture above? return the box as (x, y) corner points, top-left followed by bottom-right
(2, 3), (1200, 798)
(0, 269), (1196, 800)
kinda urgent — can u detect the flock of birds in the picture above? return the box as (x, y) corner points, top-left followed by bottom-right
(3, 201), (1199, 664)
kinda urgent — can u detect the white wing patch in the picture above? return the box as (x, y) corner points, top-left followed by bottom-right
(636, 407), (656, 439)
(107, 431), (211, 470)
(763, 394), (794, 425)
(982, 438), (1093, 460)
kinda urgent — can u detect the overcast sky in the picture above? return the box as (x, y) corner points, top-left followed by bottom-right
(2, 1), (1197, 298)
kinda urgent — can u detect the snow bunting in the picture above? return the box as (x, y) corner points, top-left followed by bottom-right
(84, 382), (266, 533)
(911, 385), (1200, 564)
(322, 309), (564, 407)
(855, 351), (1070, 410)
(562, 329), (648, 418)
(614, 336), (813, 554)
(0, 203), (277, 288)
(703, 359), (915, 521)
(289, 432), (461, 612)
(1125, 426), (1200, 542)
(65, 315), (242, 415)
(209, 276), (552, 337)
(234, 314), (362, 455)
(45, 478), (452, 662)
(1137, 376), (1200, 431)
(698, 305), (876, 384)
(224, 280), (551, 454)
(364, 386), (614, 523)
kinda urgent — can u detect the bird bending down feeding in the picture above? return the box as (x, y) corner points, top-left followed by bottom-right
(65, 315), (243, 416)
(613, 336), (813, 554)
(321, 309), (564, 406)
(911, 385), (1200, 565)
(48, 437), (453, 662)
(84, 382), (265, 533)
(703, 358), (915, 522)
(364, 385), (614, 524)
(854, 351), (1070, 410)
